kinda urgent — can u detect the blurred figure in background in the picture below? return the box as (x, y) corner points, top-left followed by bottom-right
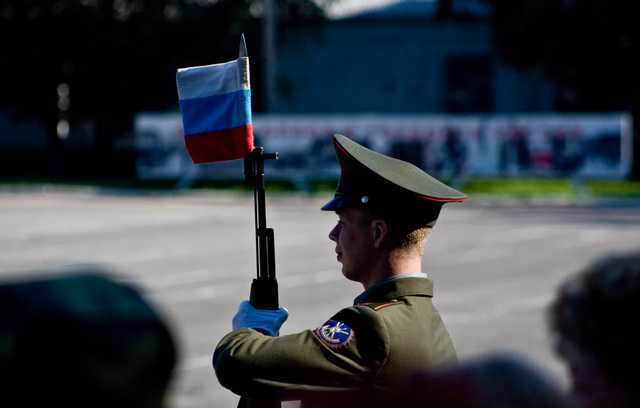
(549, 252), (640, 407)
(0, 269), (176, 407)
(372, 353), (566, 408)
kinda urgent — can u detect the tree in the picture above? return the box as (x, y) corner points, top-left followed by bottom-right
(487, 0), (639, 178)
(0, 0), (329, 178)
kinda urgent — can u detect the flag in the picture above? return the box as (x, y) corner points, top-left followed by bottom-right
(176, 57), (254, 163)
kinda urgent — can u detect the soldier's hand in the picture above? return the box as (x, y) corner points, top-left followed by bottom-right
(232, 300), (288, 336)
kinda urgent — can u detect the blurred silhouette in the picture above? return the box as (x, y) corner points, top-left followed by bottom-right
(436, 127), (467, 179)
(548, 129), (584, 175)
(549, 252), (640, 408)
(298, 353), (566, 408)
(499, 126), (531, 175)
(381, 353), (566, 408)
(0, 269), (176, 407)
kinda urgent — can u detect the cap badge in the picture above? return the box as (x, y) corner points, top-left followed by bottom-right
(314, 319), (354, 349)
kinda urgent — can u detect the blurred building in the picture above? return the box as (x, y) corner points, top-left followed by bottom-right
(272, 0), (555, 114)
(125, 1), (634, 183)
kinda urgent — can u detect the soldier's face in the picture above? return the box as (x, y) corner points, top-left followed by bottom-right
(329, 208), (375, 283)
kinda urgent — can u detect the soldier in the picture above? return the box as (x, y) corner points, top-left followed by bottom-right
(213, 134), (466, 406)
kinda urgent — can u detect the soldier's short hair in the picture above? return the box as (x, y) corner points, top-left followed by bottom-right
(360, 207), (433, 252)
(548, 251), (640, 388)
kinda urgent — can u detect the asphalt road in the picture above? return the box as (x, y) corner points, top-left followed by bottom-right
(2, 189), (640, 407)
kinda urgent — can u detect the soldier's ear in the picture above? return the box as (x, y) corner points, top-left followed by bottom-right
(371, 219), (388, 249)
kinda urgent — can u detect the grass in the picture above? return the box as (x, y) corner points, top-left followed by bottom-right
(585, 180), (640, 198)
(464, 178), (640, 200)
(463, 178), (575, 198)
(2, 177), (640, 200)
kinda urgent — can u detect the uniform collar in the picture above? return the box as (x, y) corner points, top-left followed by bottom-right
(354, 274), (433, 305)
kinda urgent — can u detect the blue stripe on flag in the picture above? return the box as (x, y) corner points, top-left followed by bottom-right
(179, 89), (252, 137)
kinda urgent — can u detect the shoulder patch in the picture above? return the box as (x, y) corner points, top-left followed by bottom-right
(313, 319), (354, 349)
(361, 299), (402, 311)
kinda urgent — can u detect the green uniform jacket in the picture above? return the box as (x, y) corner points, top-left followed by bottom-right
(213, 277), (456, 405)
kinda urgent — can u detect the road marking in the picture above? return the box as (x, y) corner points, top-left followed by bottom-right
(156, 269), (341, 304)
(145, 269), (216, 290)
(444, 292), (554, 325)
(181, 355), (213, 371)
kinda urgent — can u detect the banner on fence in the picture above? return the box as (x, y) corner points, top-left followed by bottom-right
(135, 113), (632, 181)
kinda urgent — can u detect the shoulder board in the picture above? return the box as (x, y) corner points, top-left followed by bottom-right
(360, 299), (402, 311)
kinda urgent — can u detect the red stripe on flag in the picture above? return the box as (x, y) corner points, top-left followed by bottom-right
(185, 125), (254, 163)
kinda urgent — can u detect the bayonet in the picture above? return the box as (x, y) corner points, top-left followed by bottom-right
(239, 33), (248, 58)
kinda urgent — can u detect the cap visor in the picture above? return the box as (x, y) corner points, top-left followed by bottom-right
(321, 196), (347, 211)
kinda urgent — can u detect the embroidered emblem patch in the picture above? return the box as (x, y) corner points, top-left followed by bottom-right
(314, 320), (354, 349)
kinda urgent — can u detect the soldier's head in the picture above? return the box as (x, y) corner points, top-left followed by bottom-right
(323, 135), (466, 284)
(328, 206), (434, 283)
(549, 252), (640, 407)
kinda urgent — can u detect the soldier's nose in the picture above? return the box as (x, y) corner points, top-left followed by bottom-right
(329, 224), (339, 242)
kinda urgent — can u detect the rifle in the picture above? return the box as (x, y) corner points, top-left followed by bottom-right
(244, 147), (279, 310)
(176, 33), (281, 408)
(238, 147), (280, 408)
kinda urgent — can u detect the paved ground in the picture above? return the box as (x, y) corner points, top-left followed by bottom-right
(2, 189), (640, 407)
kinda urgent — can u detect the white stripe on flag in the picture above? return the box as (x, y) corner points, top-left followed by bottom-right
(176, 57), (250, 100)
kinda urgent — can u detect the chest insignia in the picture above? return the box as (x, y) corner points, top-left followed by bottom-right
(314, 320), (354, 349)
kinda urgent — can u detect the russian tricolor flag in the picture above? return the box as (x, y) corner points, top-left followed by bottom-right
(176, 57), (255, 163)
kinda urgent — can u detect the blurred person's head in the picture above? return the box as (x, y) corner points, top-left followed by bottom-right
(549, 252), (640, 407)
(323, 134), (466, 288)
(388, 353), (566, 408)
(0, 268), (177, 407)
